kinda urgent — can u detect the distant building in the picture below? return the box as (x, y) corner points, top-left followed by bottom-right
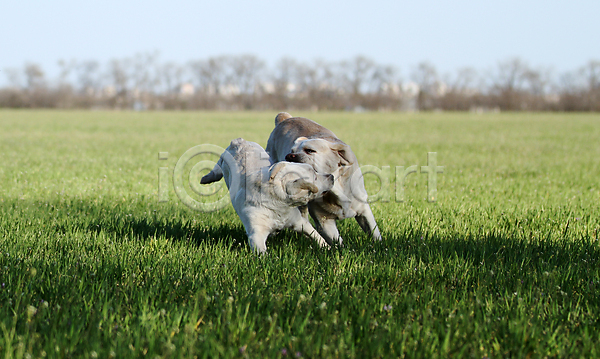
(103, 86), (116, 97)
(179, 83), (195, 96)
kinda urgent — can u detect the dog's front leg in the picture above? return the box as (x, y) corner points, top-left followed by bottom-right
(246, 227), (270, 254)
(294, 219), (330, 248)
(320, 218), (343, 245)
(355, 205), (382, 241)
(309, 207), (343, 245)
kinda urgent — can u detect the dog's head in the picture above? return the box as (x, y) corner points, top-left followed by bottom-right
(268, 161), (334, 205)
(285, 138), (354, 175)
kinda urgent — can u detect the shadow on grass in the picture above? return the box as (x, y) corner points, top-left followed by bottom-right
(4, 197), (599, 268)
(85, 213), (320, 253)
(2, 198), (328, 253)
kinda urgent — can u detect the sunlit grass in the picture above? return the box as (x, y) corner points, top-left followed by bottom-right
(1, 110), (599, 358)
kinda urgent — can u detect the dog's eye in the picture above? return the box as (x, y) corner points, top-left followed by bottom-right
(304, 148), (316, 154)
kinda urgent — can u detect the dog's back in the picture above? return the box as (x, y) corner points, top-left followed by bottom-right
(201, 138), (271, 190)
(267, 114), (340, 162)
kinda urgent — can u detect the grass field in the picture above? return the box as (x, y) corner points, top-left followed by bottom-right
(1, 110), (599, 358)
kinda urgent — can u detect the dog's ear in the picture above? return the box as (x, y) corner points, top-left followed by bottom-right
(330, 143), (353, 167)
(297, 179), (319, 193)
(275, 112), (292, 126)
(269, 162), (287, 181)
(294, 136), (308, 144)
(285, 179), (319, 199)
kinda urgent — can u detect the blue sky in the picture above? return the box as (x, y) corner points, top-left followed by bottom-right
(2, 0), (599, 83)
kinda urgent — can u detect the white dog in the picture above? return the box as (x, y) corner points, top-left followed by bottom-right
(201, 138), (334, 253)
(266, 113), (382, 244)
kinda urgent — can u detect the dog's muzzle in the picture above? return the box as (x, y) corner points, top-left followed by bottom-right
(285, 153), (301, 162)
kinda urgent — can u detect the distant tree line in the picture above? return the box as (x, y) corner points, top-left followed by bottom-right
(1, 53), (599, 111)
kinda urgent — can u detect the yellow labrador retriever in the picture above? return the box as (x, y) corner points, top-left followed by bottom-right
(201, 138), (334, 253)
(266, 113), (382, 245)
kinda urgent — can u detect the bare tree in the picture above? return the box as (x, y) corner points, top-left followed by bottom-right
(129, 52), (160, 109)
(155, 62), (187, 109)
(132, 52), (159, 94)
(1, 68), (26, 107)
(56, 59), (77, 108)
(557, 70), (583, 111)
(57, 60), (76, 86)
(490, 58), (531, 110)
(107, 58), (132, 108)
(189, 56), (229, 95)
(158, 62), (184, 94)
(273, 58), (297, 92)
(22, 63), (52, 107)
(364, 64), (400, 110)
(24, 63), (46, 91)
(294, 59), (340, 110)
(369, 64), (398, 93)
(4, 68), (23, 89)
(341, 56), (376, 96)
(581, 60), (600, 89)
(411, 61), (439, 110)
(270, 57), (299, 109)
(451, 67), (479, 92)
(76, 60), (100, 94)
(523, 68), (548, 95)
(1, 53), (600, 112)
(524, 67), (555, 110)
(493, 58), (528, 90)
(438, 67), (481, 111)
(580, 60), (600, 111)
(230, 54), (265, 95)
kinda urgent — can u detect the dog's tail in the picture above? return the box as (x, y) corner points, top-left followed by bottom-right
(200, 160), (223, 184)
(274, 112), (292, 126)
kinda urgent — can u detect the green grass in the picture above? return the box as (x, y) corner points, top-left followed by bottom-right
(1, 110), (599, 358)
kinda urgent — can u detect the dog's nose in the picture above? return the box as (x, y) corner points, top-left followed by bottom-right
(285, 153), (298, 162)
